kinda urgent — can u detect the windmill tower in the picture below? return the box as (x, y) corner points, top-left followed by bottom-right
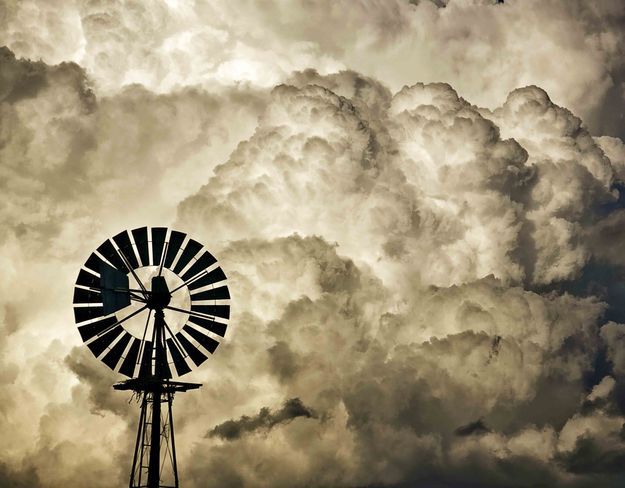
(73, 227), (231, 487)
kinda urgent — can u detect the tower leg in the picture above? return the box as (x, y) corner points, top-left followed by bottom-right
(130, 394), (148, 488)
(168, 391), (179, 487)
(147, 389), (162, 488)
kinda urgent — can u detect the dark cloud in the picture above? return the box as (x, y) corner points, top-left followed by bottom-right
(455, 419), (491, 437)
(64, 346), (133, 418)
(0, 463), (39, 488)
(0, 45), (93, 105)
(208, 398), (318, 440)
(268, 341), (300, 383)
(558, 436), (625, 475)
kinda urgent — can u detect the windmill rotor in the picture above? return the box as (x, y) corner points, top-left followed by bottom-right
(73, 226), (230, 379)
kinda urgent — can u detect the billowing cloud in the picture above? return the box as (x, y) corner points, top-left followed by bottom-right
(1, 1), (625, 487)
(2, 0), (624, 140)
(170, 70), (625, 485)
(178, 77), (618, 291)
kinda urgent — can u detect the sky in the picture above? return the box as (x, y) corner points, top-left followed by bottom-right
(2, 0), (625, 486)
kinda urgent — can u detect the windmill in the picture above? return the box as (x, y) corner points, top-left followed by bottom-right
(72, 227), (230, 487)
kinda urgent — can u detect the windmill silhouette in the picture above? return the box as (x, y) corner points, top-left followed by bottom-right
(73, 227), (230, 487)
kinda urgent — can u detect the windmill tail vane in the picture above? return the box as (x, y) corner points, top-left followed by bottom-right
(73, 227), (231, 487)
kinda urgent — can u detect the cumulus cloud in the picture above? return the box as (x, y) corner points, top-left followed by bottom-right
(2, 0), (624, 139)
(173, 72), (625, 486)
(178, 77), (619, 292)
(1, 2), (625, 487)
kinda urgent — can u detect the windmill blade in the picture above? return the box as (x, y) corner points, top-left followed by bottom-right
(74, 306), (105, 323)
(87, 326), (124, 357)
(190, 304), (230, 320)
(183, 325), (219, 354)
(119, 338), (141, 377)
(138, 341), (153, 378)
(188, 315), (227, 337)
(151, 227), (167, 266)
(161, 355), (173, 379)
(163, 231), (186, 269)
(84, 252), (108, 275)
(190, 285), (230, 301)
(100, 262), (131, 314)
(113, 230), (140, 270)
(175, 332), (208, 367)
(97, 239), (128, 272)
(73, 287), (102, 304)
(76, 269), (100, 288)
(181, 252), (218, 283)
(77, 316), (118, 342)
(173, 239), (203, 275)
(131, 227), (150, 267)
(102, 332), (132, 370)
(166, 338), (192, 376)
(186, 266), (226, 290)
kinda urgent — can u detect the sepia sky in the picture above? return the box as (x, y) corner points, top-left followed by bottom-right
(2, 1), (625, 486)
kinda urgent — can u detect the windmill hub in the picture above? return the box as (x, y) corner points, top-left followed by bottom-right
(147, 275), (171, 309)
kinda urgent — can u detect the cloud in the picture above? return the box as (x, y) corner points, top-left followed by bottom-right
(208, 397), (318, 440)
(0, 47), (265, 487)
(172, 71), (625, 486)
(601, 323), (625, 376)
(178, 78), (619, 293)
(455, 418), (491, 437)
(1, 3), (625, 485)
(2, 1), (624, 140)
(0, 462), (40, 488)
(558, 436), (625, 475)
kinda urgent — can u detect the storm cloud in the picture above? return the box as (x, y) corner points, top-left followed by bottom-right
(2, 1), (625, 487)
